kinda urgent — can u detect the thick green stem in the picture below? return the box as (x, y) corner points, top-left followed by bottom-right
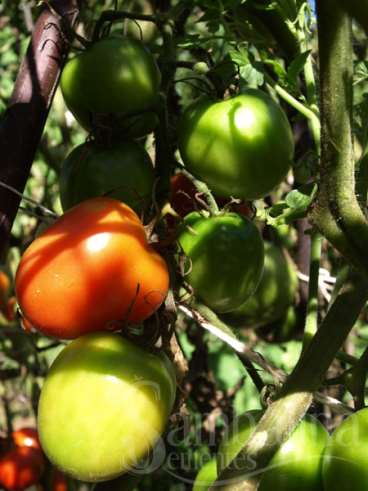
(302, 233), (322, 348)
(312, 0), (368, 273)
(211, 271), (368, 490)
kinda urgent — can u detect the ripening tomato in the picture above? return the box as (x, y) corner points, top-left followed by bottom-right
(323, 407), (368, 490)
(38, 332), (176, 482)
(59, 140), (155, 214)
(12, 428), (41, 452)
(217, 410), (328, 491)
(0, 271), (10, 319)
(61, 37), (161, 138)
(178, 89), (294, 200)
(222, 242), (298, 327)
(0, 447), (45, 491)
(177, 212), (264, 313)
(15, 197), (169, 339)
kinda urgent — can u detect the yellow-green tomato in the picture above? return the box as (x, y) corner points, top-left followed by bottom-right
(193, 458), (217, 491)
(218, 410), (328, 491)
(222, 242), (298, 327)
(323, 407), (368, 491)
(38, 332), (176, 482)
(178, 89), (294, 200)
(177, 212), (264, 313)
(60, 37), (161, 137)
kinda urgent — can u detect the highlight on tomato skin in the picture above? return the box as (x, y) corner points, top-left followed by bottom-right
(12, 428), (41, 452)
(0, 446), (45, 491)
(15, 197), (170, 340)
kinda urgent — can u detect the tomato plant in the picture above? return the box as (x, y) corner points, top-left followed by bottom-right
(218, 410), (328, 491)
(59, 140), (155, 214)
(0, 447), (45, 491)
(12, 428), (41, 451)
(178, 89), (294, 200)
(38, 332), (176, 482)
(177, 212), (264, 312)
(15, 197), (169, 339)
(60, 37), (161, 137)
(222, 241), (298, 327)
(323, 407), (368, 491)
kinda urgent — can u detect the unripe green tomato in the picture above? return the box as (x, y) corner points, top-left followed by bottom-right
(177, 212), (264, 313)
(178, 89), (294, 200)
(323, 407), (368, 491)
(59, 140), (155, 214)
(218, 410), (328, 491)
(267, 305), (298, 342)
(61, 37), (161, 137)
(222, 242), (298, 327)
(38, 332), (176, 482)
(193, 458), (217, 491)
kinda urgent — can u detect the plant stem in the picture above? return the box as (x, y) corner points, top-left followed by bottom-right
(302, 232), (322, 348)
(92, 9), (160, 42)
(265, 73), (320, 136)
(312, 0), (368, 273)
(211, 270), (368, 490)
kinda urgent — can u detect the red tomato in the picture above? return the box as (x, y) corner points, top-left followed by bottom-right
(12, 428), (41, 452)
(170, 173), (252, 219)
(0, 447), (45, 491)
(5, 297), (16, 322)
(170, 173), (200, 217)
(0, 271), (10, 319)
(51, 469), (68, 491)
(15, 197), (169, 339)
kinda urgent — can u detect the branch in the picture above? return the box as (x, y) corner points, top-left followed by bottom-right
(211, 270), (368, 490)
(0, 0), (81, 260)
(312, 0), (368, 273)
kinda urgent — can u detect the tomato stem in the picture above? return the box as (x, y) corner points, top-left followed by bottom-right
(212, 269), (368, 490)
(92, 9), (161, 43)
(302, 232), (322, 349)
(179, 169), (220, 215)
(312, 0), (368, 273)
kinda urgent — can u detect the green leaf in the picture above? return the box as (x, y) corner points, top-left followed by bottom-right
(285, 184), (316, 209)
(287, 50), (311, 87)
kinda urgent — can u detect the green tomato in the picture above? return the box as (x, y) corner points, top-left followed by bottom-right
(178, 89), (294, 200)
(60, 37), (161, 137)
(267, 305), (298, 342)
(177, 212), (264, 313)
(218, 410), (328, 491)
(323, 407), (368, 490)
(38, 332), (176, 482)
(59, 140), (155, 214)
(193, 458), (217, 491)
(222, 242), (298, 327)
